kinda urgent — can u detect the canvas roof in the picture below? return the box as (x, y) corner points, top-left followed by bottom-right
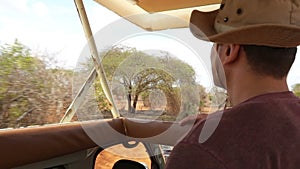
(94, 0), (221, 31)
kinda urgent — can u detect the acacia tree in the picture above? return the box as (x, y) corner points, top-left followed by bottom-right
(157, 53), (199, 116)
(86, 46), (199, 116)
(110, 50), (178, 114)
(128, 68), (175, 113)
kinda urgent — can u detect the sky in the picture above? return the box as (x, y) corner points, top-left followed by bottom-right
(0, 0), (299, 89)
(0, 0), (119, 68)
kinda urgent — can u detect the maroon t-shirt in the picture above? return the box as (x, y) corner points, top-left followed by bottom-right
(165, 92), (300, 169)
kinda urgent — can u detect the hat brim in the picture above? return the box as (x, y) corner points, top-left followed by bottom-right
(190, 10), (300, 47)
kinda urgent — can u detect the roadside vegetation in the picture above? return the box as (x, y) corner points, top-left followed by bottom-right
(293, 84), (300, 97)
(1, 40), (299, 128)
(0, 40), (72, 128)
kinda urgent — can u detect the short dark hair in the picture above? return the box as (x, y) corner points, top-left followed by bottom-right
(241, 45), (297, 79)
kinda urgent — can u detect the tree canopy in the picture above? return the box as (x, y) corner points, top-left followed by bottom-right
(80, 46), (201, 119)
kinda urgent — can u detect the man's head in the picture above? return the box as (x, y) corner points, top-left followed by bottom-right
(211, 44), (297, 87)
(189, 0), (300, 94)
(210, 43), (297, 105)
(241, 45), (297, 79)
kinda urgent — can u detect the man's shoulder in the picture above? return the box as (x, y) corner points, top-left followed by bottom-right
(173, 92), (300, 168)
(182, 91), (300, 144)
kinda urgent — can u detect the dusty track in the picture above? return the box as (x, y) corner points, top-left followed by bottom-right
(95, 143), (151, 169)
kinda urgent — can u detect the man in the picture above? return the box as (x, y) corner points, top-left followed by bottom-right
(165, 0), (300, 168)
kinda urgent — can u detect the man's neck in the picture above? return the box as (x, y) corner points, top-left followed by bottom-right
(227, 75), (289, 106)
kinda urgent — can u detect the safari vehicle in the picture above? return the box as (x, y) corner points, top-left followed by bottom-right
(1, 0), (299, 169)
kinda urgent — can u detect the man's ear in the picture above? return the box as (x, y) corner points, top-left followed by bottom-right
(223, 44), (241, 64)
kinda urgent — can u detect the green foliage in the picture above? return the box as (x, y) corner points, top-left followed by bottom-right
(101, 47), (137, 80)
(0, 40), (42, 122)
(208, 87), (227, 109)
(159, 55), (196, 85)
(80, 46), (201, 118)
(0, 40), (72, 128)
(292, 83), (300, 97)
(75, 46), (210, 121)
(94, 80), (111, 111)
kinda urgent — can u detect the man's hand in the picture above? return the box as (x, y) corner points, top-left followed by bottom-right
(179, 113), (208, 126)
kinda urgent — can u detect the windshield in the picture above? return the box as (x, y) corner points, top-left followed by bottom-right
(1, 0), (299, 130)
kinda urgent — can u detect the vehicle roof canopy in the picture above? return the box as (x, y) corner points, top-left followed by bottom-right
(94, 0), (220, 31)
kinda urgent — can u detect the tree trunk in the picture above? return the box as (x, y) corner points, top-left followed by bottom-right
(127, 93), (132, 113)
(132, 94), (139, 113)
(165, 91), (180, 116)
(127, 85), (132, 113)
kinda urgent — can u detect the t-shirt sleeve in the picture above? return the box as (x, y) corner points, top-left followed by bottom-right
(165, 142), (226, 169)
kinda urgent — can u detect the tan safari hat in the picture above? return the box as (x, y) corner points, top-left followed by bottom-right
(190, 0), (300, 47)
